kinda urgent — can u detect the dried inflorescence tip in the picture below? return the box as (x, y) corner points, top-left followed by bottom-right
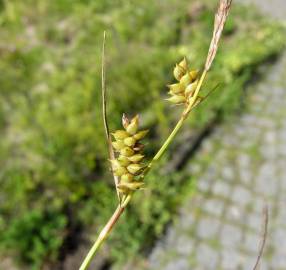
(166, 57), (199, 106)
(111, 114), (148, 195)
(205, 0), (232, 71)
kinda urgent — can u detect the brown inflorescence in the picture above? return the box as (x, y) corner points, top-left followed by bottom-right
(111, 114), (148, 195)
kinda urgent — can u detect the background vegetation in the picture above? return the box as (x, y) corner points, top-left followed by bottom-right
(0, 0), (285, 269)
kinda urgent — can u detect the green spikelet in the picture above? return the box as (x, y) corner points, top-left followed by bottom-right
(128, 154), (144, 162)
(127, 163), (143, 175)
(126, 115), (139, 135)
(185, 80), (198, 97)
(111, 114), (148, 196)
(112, 130), (129, 140)
(166, 95), (186, 104)
(168, 83), (184, 95)
(166, 57), (199, 107)
(133, 130), (148, 140)
(123, 137), (136, 147)
(118, 155), (131, 166)
(112, 140), (125, 151)
(120, 147), (134, 157)
(180, 73), (191, 88)
(121, 173), (134, 183)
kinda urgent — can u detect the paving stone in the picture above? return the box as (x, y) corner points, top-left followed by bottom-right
(163, 258), (189, 270)
(260, 144), (277, 160)
(179, 210), (196, 230)
(221, 248), (242, 269)
(276, 204), (286, 227)
(220, 224), (242, 248)
(259, 263), (271, 270)
(197, 179), (211, 192)
(187, 162), (203, 175)
(277, 143), (286, 158)
(213, 181), (231, 198)
(232, 186), (252, 206)
(242, 233), (261, 254)
(203, 198), (225, 217)
(239, 169), (253, 185)
(174, 235), (195, 256)
(196, 244), (219, 269)
(271, 253), (286, 269)
(255, 163), (278, 196)
(221, 166), (235, 181)
(263, 130), (276, 144)
(236, 153), (251, 170)
(196, 217), (220, 240)
(273, 229), (286, 250)
(247, 212), (264, 231)
(225, 205), (244, 223)
(238, 255), (257, 270)
(251, 199), (266, 214)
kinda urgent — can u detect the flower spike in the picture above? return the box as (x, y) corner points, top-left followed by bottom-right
(111, 114), (148, 195)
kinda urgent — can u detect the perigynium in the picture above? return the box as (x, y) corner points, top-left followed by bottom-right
(166, 57), (199, 106)
(111, 114), (148, 194)
(79, 1), (232, 269)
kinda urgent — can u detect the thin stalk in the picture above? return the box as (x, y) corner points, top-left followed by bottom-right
(79, 196), (131, 270)
(79, 70), (208, 270)
(101, 31), (121, 202)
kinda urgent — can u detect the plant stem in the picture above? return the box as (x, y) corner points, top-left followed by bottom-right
(79, 196), (131, 270)
(79, 70), (207, 270)
(141, 70), (207, 179)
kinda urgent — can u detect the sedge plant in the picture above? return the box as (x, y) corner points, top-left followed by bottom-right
(79, 1), (232, 269)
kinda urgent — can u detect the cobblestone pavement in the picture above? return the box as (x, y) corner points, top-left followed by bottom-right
(142, 51), (286, 270)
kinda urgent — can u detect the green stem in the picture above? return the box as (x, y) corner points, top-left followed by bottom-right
(79, 195), (131, 270)
(79, 70), (207, 270)
(141, 70), (207, 179)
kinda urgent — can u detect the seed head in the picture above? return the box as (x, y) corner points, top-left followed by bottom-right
(109, 159), (121, 170)
(133, 130), (148, 140)
(189, 70), (199, 81)
(112, 130), (129, 140)
(114, 166), (128, 176)
(117, 182), (144, 192)
(128, 154), (144, 162)
(127, 163), (143, 175)
(185, 80), (198, 97)
(122, 113), (130, 129)
(120, 147), (135, 157)
(180, 73), (191, 88)
(178, 57), (188, 71)
(124, 136), (136, 147)
(118, 155), (131, 166)
(166, 57), (199, 107)
(168, 83), (184, 95)
(126, 115), (139, 135)
(111, 114), (148, 196)
(112, 140), (125, 151)
(166, 95), (186, 104)
(173, 64), (185, 81)
(121, 173), (134, 183)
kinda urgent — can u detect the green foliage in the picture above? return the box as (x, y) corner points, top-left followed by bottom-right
(0, 0), (285, 268)
(1, 209), (67, 269)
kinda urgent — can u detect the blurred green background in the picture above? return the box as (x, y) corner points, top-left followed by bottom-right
(0, 0), (284, 269)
